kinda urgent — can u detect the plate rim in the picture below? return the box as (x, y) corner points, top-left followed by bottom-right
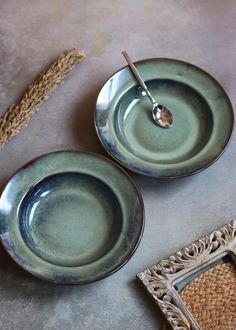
(0, 150), (145, 284)
(94, 57), (234, 179)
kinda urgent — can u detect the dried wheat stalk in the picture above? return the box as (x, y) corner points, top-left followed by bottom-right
(0, 48), (85, 148)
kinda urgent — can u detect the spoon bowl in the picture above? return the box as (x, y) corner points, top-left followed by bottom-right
(152, 104), (173, 128)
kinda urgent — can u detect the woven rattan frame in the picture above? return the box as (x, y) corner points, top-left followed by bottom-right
(137, 220), (236, 330)
(180, 262), (236, 329)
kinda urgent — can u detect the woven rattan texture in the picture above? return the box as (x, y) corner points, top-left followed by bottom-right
(180, 262), (236, 330)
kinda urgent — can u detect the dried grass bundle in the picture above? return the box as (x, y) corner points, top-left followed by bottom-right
(0, 48), (85, 148)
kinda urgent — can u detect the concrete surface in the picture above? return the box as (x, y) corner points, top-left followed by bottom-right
(0, 0), (236, 329)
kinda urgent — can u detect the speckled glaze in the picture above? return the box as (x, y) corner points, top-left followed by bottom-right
(95, 58), (234, 178)
(0, 151), (144, 284)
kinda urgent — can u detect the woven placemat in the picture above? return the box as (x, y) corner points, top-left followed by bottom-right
(180, 262), (236, 330)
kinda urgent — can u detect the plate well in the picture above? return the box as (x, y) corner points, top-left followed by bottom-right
(19, 172), (122, 267)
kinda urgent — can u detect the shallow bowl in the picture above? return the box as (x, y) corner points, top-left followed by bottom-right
(0, 151), (144, 284)
(95, 58), (234, 178)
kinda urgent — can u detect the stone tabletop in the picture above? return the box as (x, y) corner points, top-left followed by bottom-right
(0, 1), (236, 329)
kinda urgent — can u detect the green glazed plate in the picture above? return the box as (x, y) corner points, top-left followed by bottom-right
(0, 151), (144, 284)
(95, 58), (234, 178)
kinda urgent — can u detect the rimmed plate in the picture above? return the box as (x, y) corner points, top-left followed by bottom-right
(0, 151), (144, 284)
(95, 58), (234, 178)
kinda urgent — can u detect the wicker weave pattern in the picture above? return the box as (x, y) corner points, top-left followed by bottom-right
(180, 262), (236, 330)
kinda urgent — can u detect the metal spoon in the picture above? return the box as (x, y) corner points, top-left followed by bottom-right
(122, 51), (173, 128)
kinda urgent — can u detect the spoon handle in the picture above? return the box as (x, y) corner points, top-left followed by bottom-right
(122, 51), (156, 104)
(122, 51), (148, 90)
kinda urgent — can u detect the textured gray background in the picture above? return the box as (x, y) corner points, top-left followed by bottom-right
(0, 1), (236, 329)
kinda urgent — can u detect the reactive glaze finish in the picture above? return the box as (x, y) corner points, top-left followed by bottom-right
(0, 151), (144, 284)
(95, 59), (234, 178)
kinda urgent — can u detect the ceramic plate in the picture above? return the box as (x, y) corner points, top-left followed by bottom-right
(95, 58), (234, 178)
(0, 151), (144, 284)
